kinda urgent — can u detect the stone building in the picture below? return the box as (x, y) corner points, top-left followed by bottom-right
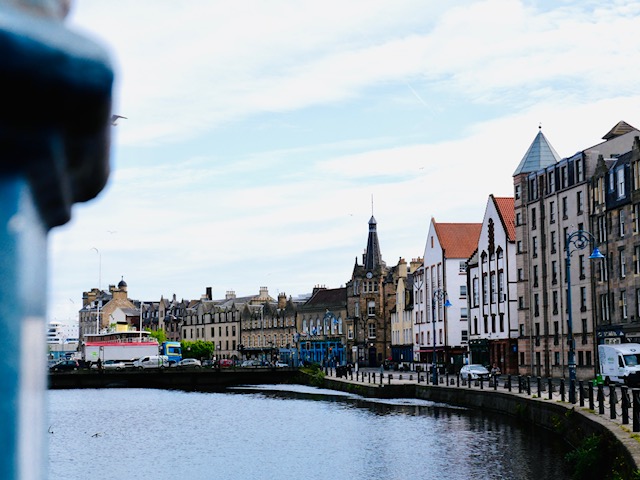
(79, 278), (136, 341)
(298, 286), (347, 366)
(390, 258), (421, 366)
(345, 215), (393, 368)
(591, 130), (640, 344)
(514, 122), (640, 379)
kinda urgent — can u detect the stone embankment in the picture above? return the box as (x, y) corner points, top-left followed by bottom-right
(319, 368), (640, 478)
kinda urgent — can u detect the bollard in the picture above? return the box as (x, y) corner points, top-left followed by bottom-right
(456, 374), (459, 388)
(507, 375), (512, 392)
(467, 375), (471, 389)
(409, 374), (413, 382)
(588, 382), (594, 411)
(537, 377), (542, 397)
(518, 375), (522, 394)
(480, 377), (484, 390)
(633, 389), (640, 432)
(0, 5), (113, 479)
(610, 386), (617, 420)
(578, 381), (584, 406)
(372, 372), (376, 384)
(493, 376), (498, 391)
(621, 386), (629, 425)
(388, 374), (391, 385)
(527, 377), (531, 396)
(560, 379), (565, 402)
(548, 378), (553, 400)
(597, 385), (605, 415)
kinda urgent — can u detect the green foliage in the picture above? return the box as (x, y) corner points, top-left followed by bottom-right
(181, 340), (215, 360)
(146, 329), (167, 344)
(565, 434), (636, 480)
(300, 364), (325, 386)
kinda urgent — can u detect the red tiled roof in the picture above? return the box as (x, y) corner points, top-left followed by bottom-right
(433, 221), (481, 259)
(493, 196), (516, 241)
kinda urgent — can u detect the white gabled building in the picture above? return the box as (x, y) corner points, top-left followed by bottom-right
(417, 218), (481, 373)
(467, 195), (519, 374)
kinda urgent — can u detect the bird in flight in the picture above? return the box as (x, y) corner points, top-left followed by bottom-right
(111, 115), (127, 126)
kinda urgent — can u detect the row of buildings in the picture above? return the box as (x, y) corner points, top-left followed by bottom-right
(77, 121), (640, 379)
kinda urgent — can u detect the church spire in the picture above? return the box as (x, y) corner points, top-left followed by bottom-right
(364, 215), (382, 271)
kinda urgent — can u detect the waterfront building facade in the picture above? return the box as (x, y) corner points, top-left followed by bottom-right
(591, 131), (640, 344)
(298, 286), (347, 366)
(421, 218), (481, 373)
(79, 278), (136, 342)
(514, 123), (640, 379)
(345, 215), (392, 368)
(467, 195), (519, 374)
(390, 258), (421, 365)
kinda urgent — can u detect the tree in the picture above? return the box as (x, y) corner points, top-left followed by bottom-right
(146, 329), (167, 344)
(181, 340), (215, 360)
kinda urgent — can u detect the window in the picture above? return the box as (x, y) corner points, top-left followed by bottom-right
(554, 351), (560, 365)
(367, 301), (375, 317)
(550, 231), (557, 253)
(620, 249), (627, 278)
(636, 246), (640, 275)
(459, 261), (467, 273)
(368, 323), (376, 338)
(516, 212), (521, 226)
(498, 271), (505, 301)
(580, 287), (587, 311)
(460, 285), (467, 298)
(617, 167), (626, 198)
(562, 197), (568, 218)
(620, 210), (626, 237)
(561, 166), (568, 188)
(517, 241), (523, 254)
(472, 277), (479, 307)
(548, 171), (555, 193)
(553, 291), (559, 314)
(531, 207), (537, 230)
(551, 261), (558, 284)
(534, 294), (540, 317)
(532, 236), (538, 257)
(515, 184), (521, 200)
(533, 265), (539, 287)
(554, 321), (559, 345)
(579, 255), (585, 279)
(460, 307), (468, 320)
(549, 201), (556, 223)
(582, 318), (588, 344)
(517, 268), (524, 281)
(577, 191), (584, 214)
(600, 293), (610, 323)
(461, 330), (468, 343)
(576, 158), (584, 181)
(621, 291), (628, 320)
(634, 203), (640, 234)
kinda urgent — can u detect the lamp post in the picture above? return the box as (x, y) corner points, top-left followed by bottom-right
(431, 288), (452, 385)
(565, 229), (604, 404)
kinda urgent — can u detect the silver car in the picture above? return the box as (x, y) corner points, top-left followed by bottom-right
(460, 364), (490, 380)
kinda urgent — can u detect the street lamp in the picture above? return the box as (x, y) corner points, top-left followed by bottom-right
(565, 229), (604, 404)
(431, 288), (452, 385)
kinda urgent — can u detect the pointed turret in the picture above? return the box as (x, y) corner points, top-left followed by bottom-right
(363, 215), (383, 271)
(513, 128), (561, 176)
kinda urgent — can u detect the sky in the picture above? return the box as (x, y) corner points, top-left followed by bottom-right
(48, 0), (640, 324)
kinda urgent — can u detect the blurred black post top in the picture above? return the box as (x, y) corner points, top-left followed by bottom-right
(0, 3), (114, 230)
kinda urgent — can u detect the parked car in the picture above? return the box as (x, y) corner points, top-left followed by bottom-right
(133, 355), (170, 369)
(175, 358), (202, 369)
(219, 358), (234, 368)
(90, 360), (127, 371)
(241, 359), (260, 367)
(49, 359), (80, 372)
(275, 362), (288, 368)
(460, 364), (490, 380)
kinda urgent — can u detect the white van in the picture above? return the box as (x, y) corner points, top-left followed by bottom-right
(598, 343), (640, 385)
(133, 355), (169, 369)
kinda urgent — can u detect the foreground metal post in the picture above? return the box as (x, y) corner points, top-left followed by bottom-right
(621, 386), (629, 425)
(0, 4), (113, 478)
(633, 389), (640, 432)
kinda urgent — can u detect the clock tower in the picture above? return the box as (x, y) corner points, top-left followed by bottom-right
(345, 215), (391, 367)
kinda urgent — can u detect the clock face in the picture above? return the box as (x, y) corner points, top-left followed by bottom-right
(366, 272), (373, 279)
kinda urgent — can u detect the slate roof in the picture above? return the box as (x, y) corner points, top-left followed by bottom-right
(433, 221), (482, 259)
(493, 196), (516, 241)
(513, 129), (561, 176)
(602, 121), (637, 140)
(302, 287), (347, 309)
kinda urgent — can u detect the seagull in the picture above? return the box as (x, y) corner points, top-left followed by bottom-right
(91, 432), (102, 438)
(111, 115), (127, 126)
(48, 425), (54, 434)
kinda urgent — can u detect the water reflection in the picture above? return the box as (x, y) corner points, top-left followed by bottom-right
(48, 386), (571, 480)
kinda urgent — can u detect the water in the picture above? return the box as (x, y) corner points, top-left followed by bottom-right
(48, 385), (571, 480)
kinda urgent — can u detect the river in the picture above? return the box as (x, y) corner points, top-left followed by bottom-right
(48, 385), (571, 480)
